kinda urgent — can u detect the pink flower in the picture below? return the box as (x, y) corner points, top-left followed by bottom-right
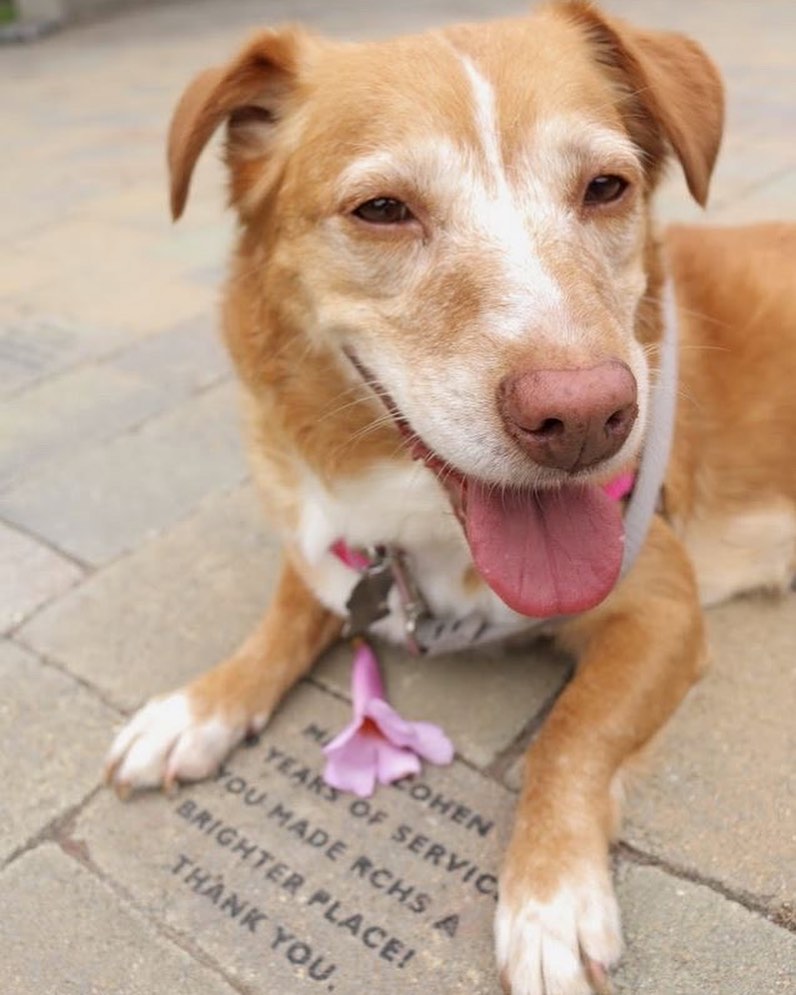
(322, 642), (454, 798)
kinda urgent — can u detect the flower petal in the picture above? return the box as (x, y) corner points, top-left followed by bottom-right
(323, 731), (378, 797)
(367, 698), (454, 766)
(404, 720), (455, 765)
(351, 642), (386, 716)
(367, 697), (415, 742)
(375, 740), (422, 785)
(321, 640), (455, 797)
(323, 718), (364, 754)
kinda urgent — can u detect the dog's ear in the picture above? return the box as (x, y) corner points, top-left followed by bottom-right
(561, 2), (724, 205)
(168, 28), (306, 220)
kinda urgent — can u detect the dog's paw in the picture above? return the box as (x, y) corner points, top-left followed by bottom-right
(104, 691), (264, 797)
(495, 868), (622, 995)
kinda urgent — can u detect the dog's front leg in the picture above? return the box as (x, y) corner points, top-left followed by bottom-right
(105, 559), (341, 797)
(496, 518), (707, 995)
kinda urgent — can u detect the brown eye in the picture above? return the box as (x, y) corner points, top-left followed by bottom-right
(353, 197), (413, 224)
(584, 175), (629, 206)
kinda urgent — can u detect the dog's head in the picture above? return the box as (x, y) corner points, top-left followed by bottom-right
(168, 2), (723, 617)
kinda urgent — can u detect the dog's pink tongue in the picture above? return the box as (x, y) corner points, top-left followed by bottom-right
(464, 481), (624, 617)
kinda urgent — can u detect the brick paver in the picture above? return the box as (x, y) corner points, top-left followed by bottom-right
(18, 484), (278, 710)
(0, 522), (82, 632)
(614, 863), (795, 995)
(2, 1), (794, 993)
(1, 846), (240, 995)
(0, 640), (116, 861)
(0, 381), (247, 563)
(625, 595), (796, 912)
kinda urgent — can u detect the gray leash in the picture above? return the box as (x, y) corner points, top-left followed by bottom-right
(620, 279), (679, 572)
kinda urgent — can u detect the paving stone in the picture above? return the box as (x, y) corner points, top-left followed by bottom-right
(3, 215), (172, 284)
(152, 219), (235, 272)
(653, 179), (708, 227)
(501, 752), (526, 795)
(0, 212), (219, 335)
(0, 639), (116, 861)
(315, 639), (570, 770)
(708, 136), (796, 208)
(0, 522), (83, 633)
(0, 363), (169, 488)
(18, 484), (279, 711)
(78, 178), (227, 233)
(0, 381), (247, 565)
(1, 218), (164, 304)
(711, 168), (796, 224)
(74, 683), (516, 995)
(0, 158), (117, 246)
(624, 594), (796, 910)
(0, 312), (131, 400)
(0, 845), (238, 995)
(655, 142), (796, 227)
(8, 251), (219, 338)
(614, 862), (795, 995)
(109, 312), (232, 395)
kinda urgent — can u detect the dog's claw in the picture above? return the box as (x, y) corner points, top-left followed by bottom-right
(585, 959), (613, 995)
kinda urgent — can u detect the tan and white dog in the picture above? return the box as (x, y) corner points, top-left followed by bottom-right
(105, 3), (796, 992)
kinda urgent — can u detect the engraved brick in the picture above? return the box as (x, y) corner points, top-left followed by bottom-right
(74, 684), (514, 995)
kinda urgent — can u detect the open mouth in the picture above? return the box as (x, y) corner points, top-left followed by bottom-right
(346, 350), (628, 619)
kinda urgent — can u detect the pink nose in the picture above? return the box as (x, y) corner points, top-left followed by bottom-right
(499, 361), (638, 471)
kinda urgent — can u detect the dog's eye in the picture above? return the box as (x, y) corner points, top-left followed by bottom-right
(584, 175), (629, 206)
(353, 198), (414, 225)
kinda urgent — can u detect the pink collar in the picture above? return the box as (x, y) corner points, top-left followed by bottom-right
(601, 470), (636, 502)
(330, 539), (373, 571)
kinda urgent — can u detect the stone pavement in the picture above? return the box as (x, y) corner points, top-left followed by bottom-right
(1, 1), (794, 992)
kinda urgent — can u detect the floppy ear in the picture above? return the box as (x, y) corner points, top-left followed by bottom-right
(167, 28), (305, 220)
(562, 2), (724, 205)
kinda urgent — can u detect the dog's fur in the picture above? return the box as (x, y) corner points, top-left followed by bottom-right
(106, 3), (796, 992)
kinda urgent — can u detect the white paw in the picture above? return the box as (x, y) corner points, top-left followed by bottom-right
(105, 691), (259, 796)
(495, 870), (622, 995)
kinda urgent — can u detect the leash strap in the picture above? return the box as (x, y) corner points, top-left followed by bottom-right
(620, 279), (679, 572)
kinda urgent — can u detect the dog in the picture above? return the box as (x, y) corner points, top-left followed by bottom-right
(105, 3), (796, 992)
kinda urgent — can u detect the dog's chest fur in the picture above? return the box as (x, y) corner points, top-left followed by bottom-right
(292, 457), (530, 645)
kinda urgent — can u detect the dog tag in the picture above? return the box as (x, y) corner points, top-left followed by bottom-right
(345, 562), (395, 636)
(413, 611), (490, 656)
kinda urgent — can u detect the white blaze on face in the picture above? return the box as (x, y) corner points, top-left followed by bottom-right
(455, 54), (564, 344)
(319, 49), (651, 487)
